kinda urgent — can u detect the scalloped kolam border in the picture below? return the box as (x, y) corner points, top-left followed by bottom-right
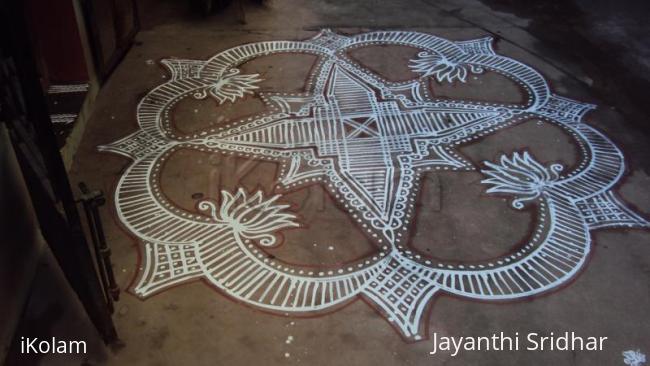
(98, 29), (649, 342)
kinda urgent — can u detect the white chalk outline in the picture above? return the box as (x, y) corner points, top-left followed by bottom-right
(99, 30), (648, 340)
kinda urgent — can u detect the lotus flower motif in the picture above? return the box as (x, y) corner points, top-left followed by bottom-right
(409, 51), (482, 83)
(198, 188), (299, 246)
(194, 68), (261, 104)
(481, 152), (563, 209)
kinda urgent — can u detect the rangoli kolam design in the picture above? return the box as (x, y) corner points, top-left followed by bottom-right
(99, 30), (649, 341)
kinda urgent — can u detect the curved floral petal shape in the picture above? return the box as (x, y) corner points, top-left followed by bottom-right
(194, 68), (261, 104)
(481, 151), (563, 209)
(199, 188), (299, 246)
(409, 51), (474, 83)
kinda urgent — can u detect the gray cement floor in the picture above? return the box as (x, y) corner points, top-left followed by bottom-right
(62, 0), (650, 365)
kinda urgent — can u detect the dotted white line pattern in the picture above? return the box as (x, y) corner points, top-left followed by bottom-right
(99, 30), (648, 341)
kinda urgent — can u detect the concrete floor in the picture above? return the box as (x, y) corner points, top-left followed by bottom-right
(63, 0), (650, 365)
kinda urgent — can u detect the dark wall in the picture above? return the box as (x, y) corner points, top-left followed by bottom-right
(25, 0), (89, 84)
(0, 124), (43, 360)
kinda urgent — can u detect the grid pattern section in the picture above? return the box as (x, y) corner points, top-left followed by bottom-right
(134, 242), (202, 296)
(363, 258), (439, 339)
(537, 95), (595, 124)
(576, 191), (648, 229)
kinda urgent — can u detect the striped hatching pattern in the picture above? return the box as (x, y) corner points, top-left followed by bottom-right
(99, 30), (648, 341)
